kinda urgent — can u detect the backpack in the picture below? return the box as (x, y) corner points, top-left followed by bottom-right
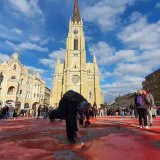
(136, 95), (145, 106)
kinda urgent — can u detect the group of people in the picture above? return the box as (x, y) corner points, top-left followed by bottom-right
(0, 105), (51, 121)
(0, 106), (10, 119)
(37, 105), (49, 119)
(135, 90), (155, 129)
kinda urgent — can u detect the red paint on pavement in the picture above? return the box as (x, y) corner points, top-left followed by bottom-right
(0, 117), (160, 160)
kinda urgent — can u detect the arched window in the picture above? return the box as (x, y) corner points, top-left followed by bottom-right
(89, 91), (92, 99)
(7, 86), (15, 95)
(13, 64), (17, 70)
(11, 76), (16, 79)
(24, 103), (29, 109)
(74, 39), (78, 50)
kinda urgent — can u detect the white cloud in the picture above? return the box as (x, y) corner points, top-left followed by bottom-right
(8, 0), (43, 19)
(41, 38), (55, 45)
(0, 53), (10, 63)
(27, 66), (45, 74)
(89, 41), (137, 66)
(85, 36), (93, 42)
(39, 59), (55, 69)
(29, 36), (55, 46)
(6, 40), (48, 52)
(118, 14), (160, 50)
(102, 80), (142, 102)
(0, 24), (22, 41)
(29, 36), (40, 42)
(98, 15), (160, 102)
(40, 48), (66, 69)
(49, 48), (66, 61)
(89, 41), (115, 65)
(42, 76), (53, 89)
(82, 0), (135, 31)
(90, 40), (160, 102)
(11, 28), (23, 36)
(156, 2), (160, 9)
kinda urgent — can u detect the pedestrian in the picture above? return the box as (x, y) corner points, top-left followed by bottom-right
(130, 103), (135, 118)
(0, 108), (2, 119)
(93, 102), (98, 118)
(49, 108), (57, 122)
(141, 90), (155, 126)
(135, 90), (149, 129)
(37, 105), (41, 119)
(13, 109), (17, 120)
(99, 107), (104, 117)
(2, 106), (6, 119)
(0, 108), (3, 123)
(84, 107), (91, 127)
(5, 105), (10, 118)
(153, 105), (157, 118)
(78, 102), (90, 127)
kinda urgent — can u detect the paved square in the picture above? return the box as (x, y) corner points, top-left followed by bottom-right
(0, 117), (160, 160)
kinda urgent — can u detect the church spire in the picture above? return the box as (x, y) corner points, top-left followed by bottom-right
(93, 54), (97, 64)
(56, 57), (60, 64)
(72, 0), (81, 23)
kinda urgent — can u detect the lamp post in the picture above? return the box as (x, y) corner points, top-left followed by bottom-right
(0, 72), (4, 88)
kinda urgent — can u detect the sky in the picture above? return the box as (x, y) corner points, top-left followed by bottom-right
(0, 0), (160, 103)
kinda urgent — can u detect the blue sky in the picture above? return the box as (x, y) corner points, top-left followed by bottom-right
(0, 0), (160, 103)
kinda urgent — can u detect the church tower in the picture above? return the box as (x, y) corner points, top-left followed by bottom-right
(52, 0), (104, 107)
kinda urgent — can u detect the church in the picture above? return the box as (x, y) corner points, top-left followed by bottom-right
(52, 0), (104, 107)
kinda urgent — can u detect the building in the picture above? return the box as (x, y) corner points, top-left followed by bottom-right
(43, 87), (51, 107)
(0, 52), (46, 110)
(110, 93), (135, 109)
(52, 0), (104, 107)
(142, 68), (160, 106)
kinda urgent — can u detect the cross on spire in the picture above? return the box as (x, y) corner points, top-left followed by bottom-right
(72, 0), (81, 23)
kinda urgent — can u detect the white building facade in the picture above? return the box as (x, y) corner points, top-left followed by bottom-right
(0, 53), (46, 109)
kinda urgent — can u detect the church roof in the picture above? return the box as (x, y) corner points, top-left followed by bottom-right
(72, 0), (81, 23)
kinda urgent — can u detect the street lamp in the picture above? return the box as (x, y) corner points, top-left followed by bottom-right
(0, 72), (4, 88)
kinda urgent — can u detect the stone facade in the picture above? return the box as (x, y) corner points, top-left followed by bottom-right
(142, 68), (160, 106)
(44, 87), (51, 107)
(0, 52), (46, 109)
(52, 0), (104, 107)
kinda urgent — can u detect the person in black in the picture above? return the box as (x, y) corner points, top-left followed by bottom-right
(5, 106), (9, 119)
(2, 106), (6, 119)
(65, 99), (78, 143)
(0, 108), (2, 119)
(55, 90), (88, 143)
(37, 105), (41, 119)
(13, 109), (17, 120)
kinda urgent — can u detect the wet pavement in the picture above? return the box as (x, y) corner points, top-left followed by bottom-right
(0, 116), (160, 160)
